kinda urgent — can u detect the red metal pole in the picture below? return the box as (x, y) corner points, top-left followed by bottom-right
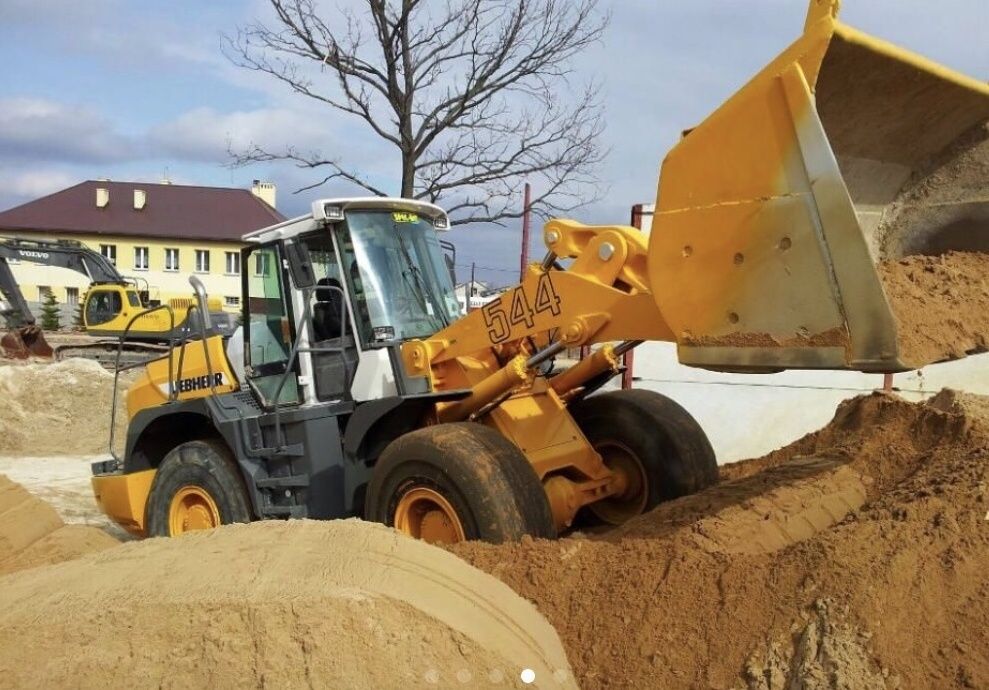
(520, 182), (531, 282)
(620, 204), (649, 389)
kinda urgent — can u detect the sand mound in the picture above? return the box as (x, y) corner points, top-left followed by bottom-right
(0, 519), (576, 689)
(454, 391), (989, 689)
(0, 358), (129, 456)
(744, 598), (889, 690)
(870, 119), (989, 367)
(0, 473), (118, 575)
(878, 251), (989, 367)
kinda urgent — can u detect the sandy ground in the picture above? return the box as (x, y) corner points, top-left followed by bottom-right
(453, 390), (989, 689)
(0, 518), (575, 689)
(0, 454), (124, 534)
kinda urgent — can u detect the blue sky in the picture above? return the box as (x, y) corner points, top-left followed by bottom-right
(1, 0), (985, 286)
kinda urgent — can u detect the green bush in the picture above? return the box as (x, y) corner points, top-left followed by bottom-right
(40, 291), (61, 331)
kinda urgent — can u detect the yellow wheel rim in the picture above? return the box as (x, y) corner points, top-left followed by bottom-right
(591, 441), (649, 525)
(168, 486), (221, 535)
(393, 487), (466, 544)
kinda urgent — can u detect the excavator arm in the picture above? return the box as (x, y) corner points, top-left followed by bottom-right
(0, 237), (128, 358)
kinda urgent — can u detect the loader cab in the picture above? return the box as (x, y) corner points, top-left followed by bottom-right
(238, 198), (458, 409)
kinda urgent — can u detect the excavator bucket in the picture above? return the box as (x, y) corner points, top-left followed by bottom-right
(1, 325), (54, 360)
(649, 0), (989, 373)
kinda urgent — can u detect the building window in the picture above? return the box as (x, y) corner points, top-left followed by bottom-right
(38, 285), (51, 301)
(195, 249), (210, 273)
(164, 248), (180, 272)
(134, 246), (149, 271)
(224, 296), (240, 308)
(255, 252), (271, 276)
(66, 287), (79, 307)
(99, 244), (117, 266)
(225, 251), (241, 275)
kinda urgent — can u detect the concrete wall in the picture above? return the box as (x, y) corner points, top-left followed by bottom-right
(630, 342), (989, 464)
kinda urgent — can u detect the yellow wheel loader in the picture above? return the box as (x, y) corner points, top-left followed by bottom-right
(0, 237), (235, 364)
(91, 1), (988, 541)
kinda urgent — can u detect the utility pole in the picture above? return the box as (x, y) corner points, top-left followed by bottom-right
(520, 182), (531, 282)
(468, 262), (476, 313)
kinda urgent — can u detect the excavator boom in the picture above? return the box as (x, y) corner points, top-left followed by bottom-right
(0, 237), (129, 359)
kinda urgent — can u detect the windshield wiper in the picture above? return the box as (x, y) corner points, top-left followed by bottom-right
(395, 228), (449, 327)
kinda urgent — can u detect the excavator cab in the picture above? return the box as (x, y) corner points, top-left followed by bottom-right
(83, 285), (144, 329)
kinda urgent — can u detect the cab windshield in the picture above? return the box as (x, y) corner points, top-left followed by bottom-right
(336, 209), (460, 343)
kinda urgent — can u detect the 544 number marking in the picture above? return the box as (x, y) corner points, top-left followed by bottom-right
(482, 273), (562, 344)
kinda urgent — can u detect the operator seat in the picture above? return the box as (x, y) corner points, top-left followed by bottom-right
(310, 277), (358, 401)
(312, 278), (348, 341)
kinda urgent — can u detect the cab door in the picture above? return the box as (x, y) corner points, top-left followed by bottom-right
(242, 243), (301, 406)
(295, 231), (359, 401)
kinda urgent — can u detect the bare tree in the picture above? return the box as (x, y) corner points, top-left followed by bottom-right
(224, 0), (608, 225)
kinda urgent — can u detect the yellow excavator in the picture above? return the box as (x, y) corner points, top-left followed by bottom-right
(92, 1), (988, 541)
(0, 237), (235, 364)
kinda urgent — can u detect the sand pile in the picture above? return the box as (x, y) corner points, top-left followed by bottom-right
(871, 119), (989, 366)
(0, 473), (117, 575)
(454, 390), (989, 689)
(0, 358), (129, 456)
(878, 251), (989, 367)
(0, 519), (576, 689)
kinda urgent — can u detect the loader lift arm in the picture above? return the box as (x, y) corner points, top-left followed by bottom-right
(399, 0), (989, 531)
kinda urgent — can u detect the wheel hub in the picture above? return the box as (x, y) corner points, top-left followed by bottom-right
(393, 487), (466, 544)
(169, 486), (221, 535)
(591, 441), (649, 525)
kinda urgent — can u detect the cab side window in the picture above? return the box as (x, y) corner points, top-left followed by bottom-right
(244, 245), (299, 406)
(301, 232), (357, 401)
(85, 290), (122, 326)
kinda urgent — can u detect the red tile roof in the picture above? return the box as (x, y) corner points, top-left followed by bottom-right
(0, 180), (284, 242)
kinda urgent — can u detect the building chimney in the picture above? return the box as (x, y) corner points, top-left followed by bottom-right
(251, 180), (277, 209)
(133, 189), (147, 210)
(96, 187), (109, 208)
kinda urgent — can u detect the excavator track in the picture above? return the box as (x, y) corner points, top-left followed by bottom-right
(54, 341), (169, 370)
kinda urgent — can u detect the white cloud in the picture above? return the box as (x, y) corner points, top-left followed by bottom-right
(147, 107), (331, 163)
(3, 168), (76, 199)
(0, 97), (137, 164)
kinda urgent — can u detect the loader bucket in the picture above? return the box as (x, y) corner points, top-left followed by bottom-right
(649, 0), (989, 373)
(1, 325), (54, 360)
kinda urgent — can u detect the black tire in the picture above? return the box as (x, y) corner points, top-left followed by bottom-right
(569, 389), (718, 524)
(145, 439), (253, 537)
(365, 423), (556, 544)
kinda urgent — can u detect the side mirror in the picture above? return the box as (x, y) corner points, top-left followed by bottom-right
(439, 239), (457, 284)
(284, 240), (316, 289)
